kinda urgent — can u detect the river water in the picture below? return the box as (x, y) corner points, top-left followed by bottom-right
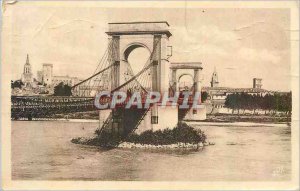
(12, 121), (291, 181)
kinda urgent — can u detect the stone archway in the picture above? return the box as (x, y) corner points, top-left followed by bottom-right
(122, 43), (151, 82)
(177, 73), (194, 91)
(122, 42), (151, 62)
(170, 62), (203, 93)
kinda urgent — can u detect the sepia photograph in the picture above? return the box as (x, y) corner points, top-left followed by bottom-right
(1, 0), (299, 190)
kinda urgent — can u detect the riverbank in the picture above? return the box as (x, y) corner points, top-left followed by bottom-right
(14, 110), (291, 124)
(196, 113), (291, 123)
(57, 111), (292, 123)
(186, 121), (290, 127)
(12, 117), (291, 128)
(53, 111), (99, 120)
(12, 118), (99, 122)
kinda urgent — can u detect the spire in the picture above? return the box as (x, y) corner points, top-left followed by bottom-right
(26, 54), (29, 65)
(210, 66), (219, 87)
(23, 54), (32, 74)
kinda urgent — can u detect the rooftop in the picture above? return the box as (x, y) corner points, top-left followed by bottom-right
(108, 21), (170, 26)
(43, 63), (53, 67)
(202, 86), (278, 93)
(170, 62), (203, 69)
(106, 21), (172, 37)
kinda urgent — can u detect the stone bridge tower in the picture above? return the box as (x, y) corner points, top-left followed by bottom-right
(106, 21), (172, 93)
(99, 22), (177, 133)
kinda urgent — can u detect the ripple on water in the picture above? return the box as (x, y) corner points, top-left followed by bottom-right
(12, 121), (291, 181)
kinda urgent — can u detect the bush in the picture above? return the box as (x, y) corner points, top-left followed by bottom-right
(125, 122), (206, 145)
(53, 82), (72, 96)
(73, 122), (207, 147)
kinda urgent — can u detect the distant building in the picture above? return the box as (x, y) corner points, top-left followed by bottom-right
(21, 54), (33, 87)
(37, 70), (43, 83)
(16, 57), (84, 95)
(42, 63), (53, 85)
(253, 78), (262, 89)
(203, 76), (271, 109)
(202, 85), (275, 110)
(52, 75), (81, 87)
(37, 63), (82, 88)
(210, 67), (219, 87)
(203, 76), (289, 114)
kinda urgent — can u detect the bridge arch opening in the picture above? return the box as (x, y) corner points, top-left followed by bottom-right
(178, 74), (194, 91)
(123, 43), (151, 77)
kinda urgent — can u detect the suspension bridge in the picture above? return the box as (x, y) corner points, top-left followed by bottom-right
(11, 22), (205, 136)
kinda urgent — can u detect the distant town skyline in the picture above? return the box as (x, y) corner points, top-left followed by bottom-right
(7, 4), (291, 91)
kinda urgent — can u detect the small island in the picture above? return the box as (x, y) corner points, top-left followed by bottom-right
(71, 122), (212, 149)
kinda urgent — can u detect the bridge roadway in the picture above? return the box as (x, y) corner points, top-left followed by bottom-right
(11, 96), (96, 120)
(11, 91), (195, 120)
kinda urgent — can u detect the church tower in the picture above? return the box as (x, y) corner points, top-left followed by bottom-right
(21, 54), (33, 87)
(210, 67), (219, 87)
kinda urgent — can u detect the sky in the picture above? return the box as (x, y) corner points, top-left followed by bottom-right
(5, 3), (291, 91)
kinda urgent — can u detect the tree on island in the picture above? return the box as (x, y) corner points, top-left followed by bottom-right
(72, 122), (207, 147)
(53, 82), (72, 96)
(125, 122), (207, 146)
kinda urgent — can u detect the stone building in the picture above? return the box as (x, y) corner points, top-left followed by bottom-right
(210, 67), (219, 88)
(253, 78), (262, 89)
(204, 69), (269, 107)
(52, 75), (81, 87)
(202, 72), (283, 113)
(42, 63), (53, 85)
(37, 63), (81, 88)
(36, 71), (43, 83)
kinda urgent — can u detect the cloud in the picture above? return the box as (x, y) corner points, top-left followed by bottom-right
(234, 21), (289, 51)
(173, 25), (239, 45)
(238, 48), (281, 63)
(8, 6), (290, 91)
(171, 24), (282, 65)
(171, 25), (238, 58)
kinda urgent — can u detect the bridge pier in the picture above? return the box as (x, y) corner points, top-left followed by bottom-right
(180, 106), (207, 121)
(110, 105), (179, 135)
(98, 104), (179, 137)
(150, 105), (178, 132)
(98, 110), (111, 131)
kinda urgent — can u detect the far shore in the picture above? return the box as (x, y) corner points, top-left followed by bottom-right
(202, 113), (291, 124)
(12, 118), (99, 123)
(12, 110), (291, 125)
(186, 121), (290, 127)
(12, 118), (291, 128)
